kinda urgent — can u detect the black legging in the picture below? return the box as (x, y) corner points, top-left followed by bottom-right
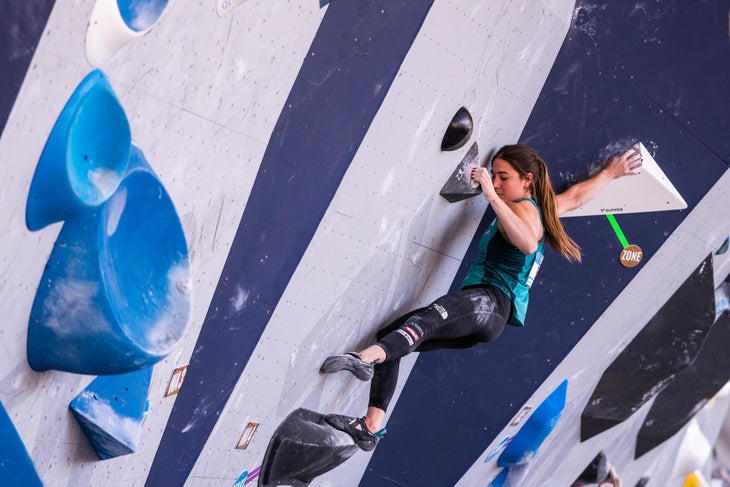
(368, 286), (510, 412)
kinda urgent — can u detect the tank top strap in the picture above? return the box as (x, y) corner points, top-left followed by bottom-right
(512, 197), (541, 215)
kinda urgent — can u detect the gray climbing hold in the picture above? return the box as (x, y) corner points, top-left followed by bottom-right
(440, 142), (483, 203)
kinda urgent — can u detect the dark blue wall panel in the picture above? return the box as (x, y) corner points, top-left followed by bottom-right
(0, 1), (56, 137)
(146, 2), (434, 485)
(364, 1), (730, 485)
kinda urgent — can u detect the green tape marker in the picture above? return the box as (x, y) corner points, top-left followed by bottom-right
(606, 214), (630, 248)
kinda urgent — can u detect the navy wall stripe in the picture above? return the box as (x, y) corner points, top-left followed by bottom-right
(0, 1), (56, 138)
(364, 0), (730, 484)
(146, 1), (434, 485)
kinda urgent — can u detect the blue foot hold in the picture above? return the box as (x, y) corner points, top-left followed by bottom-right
(69, 367), (153, 460)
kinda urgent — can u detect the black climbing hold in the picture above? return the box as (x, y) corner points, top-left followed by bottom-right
(441, 106), (473, 151)
(634, 311), (730, 458)
(572, 451), (610, 484)
(258, 408), (358, 486)
(580, 255), (716, 442)
(439, 142), (482, 203)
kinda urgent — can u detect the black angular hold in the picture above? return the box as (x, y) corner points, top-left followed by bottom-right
(258, 408), (358, 486)
(579, 415), (622, 443)
(441, 106), (473, 151)
(635, 311), (730, 458)
(439, 142), (482, 203)
(580, 255), (716, 442)
(573, 451), (610, 484)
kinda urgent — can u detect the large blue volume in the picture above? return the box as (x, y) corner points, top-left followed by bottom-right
(26, 70), (191, 375)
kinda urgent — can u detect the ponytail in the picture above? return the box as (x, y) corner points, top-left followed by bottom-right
(533, 157), (582, 262)
(493, 145), (582, 263)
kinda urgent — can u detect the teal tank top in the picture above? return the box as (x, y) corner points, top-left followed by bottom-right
(461, 198), (545, 327)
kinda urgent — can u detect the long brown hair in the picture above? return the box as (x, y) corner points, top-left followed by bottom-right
(493, 144), (582, 262)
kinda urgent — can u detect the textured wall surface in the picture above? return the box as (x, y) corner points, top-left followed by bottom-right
(1, 1), (729, 486)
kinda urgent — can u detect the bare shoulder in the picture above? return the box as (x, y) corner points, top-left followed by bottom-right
(507, 198), (540, 217)
(508, 199), (543, 234)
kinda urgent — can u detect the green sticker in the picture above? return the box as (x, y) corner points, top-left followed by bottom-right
(606, 214), (629, 249)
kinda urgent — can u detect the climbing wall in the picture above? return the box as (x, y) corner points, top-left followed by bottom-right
(372, 1), (730, 486)
(0, 0), (329, 485)
(1, 0), (730, 486)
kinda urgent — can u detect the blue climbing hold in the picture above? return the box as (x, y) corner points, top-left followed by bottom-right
(69, 367), (153, 459)
(27, 146), (191, 374)
(488, 468), (509, 487)
(117, 0), (170, 32)
(497, 380), (568, 467)
(0, 400), (43, 486)
(26, 69), (130, 231)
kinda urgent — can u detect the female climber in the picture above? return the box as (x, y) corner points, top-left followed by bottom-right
(320, 144), (642, 451)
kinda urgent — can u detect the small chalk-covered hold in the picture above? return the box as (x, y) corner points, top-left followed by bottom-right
(440, 142), (483, 203)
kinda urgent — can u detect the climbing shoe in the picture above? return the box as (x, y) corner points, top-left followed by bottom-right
(324, 414), (386, 452)
(320, 352), (373, 381)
